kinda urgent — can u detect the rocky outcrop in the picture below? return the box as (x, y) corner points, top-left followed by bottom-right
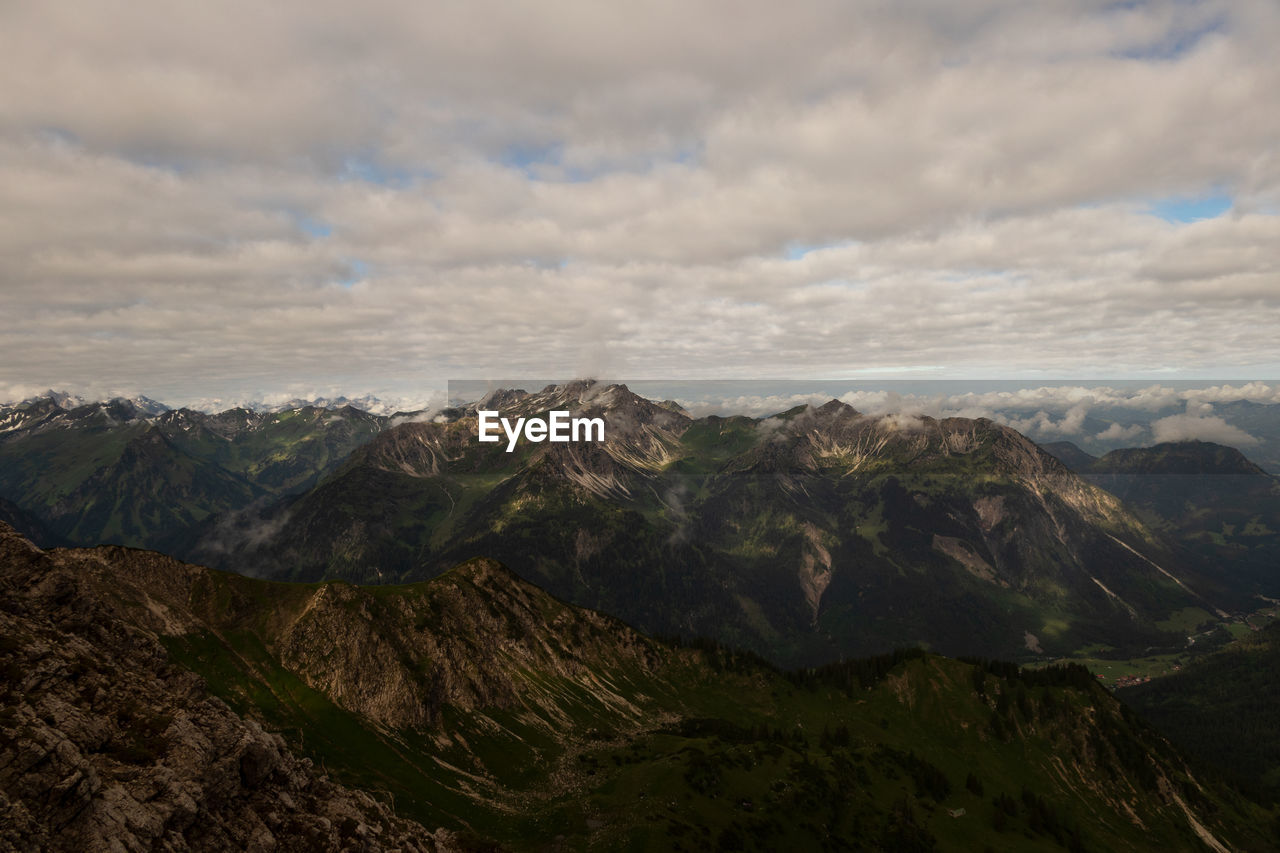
(0, 524), (454, 852)
(274, 558), (664, 729)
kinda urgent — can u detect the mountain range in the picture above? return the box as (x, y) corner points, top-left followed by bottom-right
(2, 522), (1274, 851)
(0, 393), (401, 554)
(4, 383), (1277, 668)
(190, 382), (1250, 666)
(3, 380), (1280, 849)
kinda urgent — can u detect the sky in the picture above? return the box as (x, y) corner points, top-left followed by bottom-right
(2, 0), (1279, 407)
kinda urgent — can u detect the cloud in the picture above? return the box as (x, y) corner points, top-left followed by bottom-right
(678, 394), (832, 418)
(1096, 422), (1147, 442)
(876, 413), (926, 433)
(1000, 403), (1091, 438)
(1150, 413), (1259, 446)
(387, 409), (450, 428)
(1, 1), (1278, 398)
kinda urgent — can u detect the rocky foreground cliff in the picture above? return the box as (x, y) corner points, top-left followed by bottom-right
(0, 524), (455, 852)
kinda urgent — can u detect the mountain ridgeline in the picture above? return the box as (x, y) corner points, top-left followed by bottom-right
(0, 394), (398, 554)
(4, 384), (1276, 668)
(195, 382), (1236, 666)
(2, 524), (1275, 852)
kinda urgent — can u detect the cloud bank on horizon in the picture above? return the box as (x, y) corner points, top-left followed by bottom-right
(669, 380), (1280, 447)
(2, 0), (1278, 403)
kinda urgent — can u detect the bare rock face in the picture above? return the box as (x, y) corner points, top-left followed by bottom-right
(0, 525), (455, 853)
(272, 557), (665, 729)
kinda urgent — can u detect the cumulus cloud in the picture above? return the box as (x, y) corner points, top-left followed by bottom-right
(1, 1), (1278, 399)
(876, 413), (926, 433)
(1096, 422), (1147, 442)
(677, 394), (832, 419)
(754, 416), (787, 440)
(999, 403), (1092, 437)
(1150, 414), (1260, 446)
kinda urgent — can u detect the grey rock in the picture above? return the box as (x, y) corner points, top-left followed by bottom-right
(0, 524), (456, 853)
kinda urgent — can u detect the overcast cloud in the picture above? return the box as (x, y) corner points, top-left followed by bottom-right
(1, 0), (1278, 405)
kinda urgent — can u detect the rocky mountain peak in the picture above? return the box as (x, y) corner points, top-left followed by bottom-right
(440, 554), (525, 587)
(815, 398), (860, 418)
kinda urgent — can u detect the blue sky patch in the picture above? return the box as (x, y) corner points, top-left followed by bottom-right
(783, 240), (857, 260)
(1146, 193), (1232, 223)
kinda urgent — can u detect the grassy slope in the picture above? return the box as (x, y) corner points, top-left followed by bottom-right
(166, 406), (385, 494)
(121, 562), (1276, 852)
(0, 421), (149, 509)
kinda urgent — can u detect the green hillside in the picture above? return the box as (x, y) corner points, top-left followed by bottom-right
(1125, 621), (1280, 806)
(0, 398), (388, 553)
(15, 529), (1272, 852)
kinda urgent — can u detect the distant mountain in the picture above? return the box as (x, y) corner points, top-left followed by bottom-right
(3, 523), (1272, 852)
(155, 404), (389, 493)
(120, 394), (170, 415)
(0, 394), (163, 436)
(1090, 441), (1269, 477)
(39, 389), (87, 409)
(11, 390), (170, 415)
(213, 382), (1224, 665)
(0, 396), (394, 554)
(1005, 397), (1280, 475)
(259, 394), (415, 415)
(6, 383), (1269, 665)
(174, 393), (437, 417)
(57, 425), (264, 555)
(2, 389), (435, 419)
(1042, 440), (1280, 610)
